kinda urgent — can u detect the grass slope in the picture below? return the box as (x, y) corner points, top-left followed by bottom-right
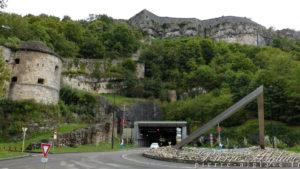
(101, 93), (150, 106)
(0, 124), (88, 152)
(0, 150), (26, 159)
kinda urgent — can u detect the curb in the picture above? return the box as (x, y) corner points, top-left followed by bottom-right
(143, 153), (299, 168)
(0, 154), (31, 161)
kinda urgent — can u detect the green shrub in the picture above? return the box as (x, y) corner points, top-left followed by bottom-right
(123, 58), (136, 72)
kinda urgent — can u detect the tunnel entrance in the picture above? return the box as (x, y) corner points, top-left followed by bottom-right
(139, 126), (176, 146)
(134, 121), (187, 147)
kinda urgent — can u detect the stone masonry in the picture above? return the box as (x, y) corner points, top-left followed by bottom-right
(2, 42), (62, 104)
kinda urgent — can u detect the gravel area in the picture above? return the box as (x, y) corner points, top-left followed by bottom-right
(144, 146), (300, 164)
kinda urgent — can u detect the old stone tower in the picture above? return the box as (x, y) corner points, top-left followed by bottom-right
(7, 41), (62, 104)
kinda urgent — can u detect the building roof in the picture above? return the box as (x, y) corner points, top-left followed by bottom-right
(17, 41), (59, 57)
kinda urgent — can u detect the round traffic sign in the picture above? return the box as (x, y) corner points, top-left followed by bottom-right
(217, 127), (222, 132)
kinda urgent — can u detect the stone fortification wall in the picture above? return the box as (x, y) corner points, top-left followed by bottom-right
(1, 43), (145, 103)
(61, 75), (120, 94)
(61, 58), (144, 94)
(62, 58), (144, 78)
(8, 83), (59, 104)
(62, 58), (123, 74)
(12, 51), (62, 89)
(6, 41), (62, 105)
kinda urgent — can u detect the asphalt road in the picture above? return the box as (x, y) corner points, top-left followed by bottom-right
(0, 148), (297, 169)
(0, 148), (197, 169)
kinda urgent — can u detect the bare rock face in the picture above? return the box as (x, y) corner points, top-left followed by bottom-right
(276, 29), (300, 40)
(27, 118), (115, 150)
(128, 9), (299, 46)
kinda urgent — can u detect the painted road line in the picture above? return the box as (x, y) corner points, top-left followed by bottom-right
(121, 153), (194, 169)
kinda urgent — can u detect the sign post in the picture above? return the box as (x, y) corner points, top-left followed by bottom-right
(41, 143), (51, 169)
(210, 133), (213, 147)
(54, 130), (57, 140)
(120, 139), (124, 150)
(53, 130), (57, 151)
(217, 124), (222, 150)
(22, 127), (28, 153)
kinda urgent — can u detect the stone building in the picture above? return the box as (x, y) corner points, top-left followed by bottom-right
(5, 41), (62, 104)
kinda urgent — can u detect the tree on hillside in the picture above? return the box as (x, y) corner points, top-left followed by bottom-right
(0, 54), (11, 98)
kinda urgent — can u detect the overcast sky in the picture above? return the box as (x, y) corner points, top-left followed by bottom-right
(3, 0), (300, 31)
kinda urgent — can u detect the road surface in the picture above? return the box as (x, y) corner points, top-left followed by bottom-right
(0, 148), (197, 169)
(0, 148), (297, 169)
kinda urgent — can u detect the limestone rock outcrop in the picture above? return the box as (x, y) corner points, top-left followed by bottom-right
(128, 9), (299, 46)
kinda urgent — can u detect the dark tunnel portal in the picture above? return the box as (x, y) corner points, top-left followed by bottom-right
(139, 126), (177, 147)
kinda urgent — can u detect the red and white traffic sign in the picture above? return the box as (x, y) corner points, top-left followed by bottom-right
(217, 127), (222, 132)
(54, 130), (57, 139)
(41, 144), (51, 157)
(121, 119), (125, 124)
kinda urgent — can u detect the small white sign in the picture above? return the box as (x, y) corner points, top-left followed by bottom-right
(41, 157), (48, 163)
(22, 127), (28, 132)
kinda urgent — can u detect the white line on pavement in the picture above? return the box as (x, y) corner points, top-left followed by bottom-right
(121, 153), (194, 169)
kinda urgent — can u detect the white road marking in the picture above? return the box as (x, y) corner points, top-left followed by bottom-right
(70, 160), (95, 169)
(121, 153), (194, 169)
(60, 161), (67, 166)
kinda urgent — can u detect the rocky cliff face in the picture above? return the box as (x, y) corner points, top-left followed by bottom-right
(128, 9), (299, 46)
(27, 115), (116, 150)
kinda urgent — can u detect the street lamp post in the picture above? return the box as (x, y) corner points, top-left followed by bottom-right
(22, 127), (28, 152)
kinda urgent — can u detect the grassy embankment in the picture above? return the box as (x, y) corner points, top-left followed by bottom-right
(30, 137), (134, 153)
(0, 150), (26, 159)
(0, 124), (135, 158)
(101, 93), (151, 106)
(0, 124), (87, 158)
